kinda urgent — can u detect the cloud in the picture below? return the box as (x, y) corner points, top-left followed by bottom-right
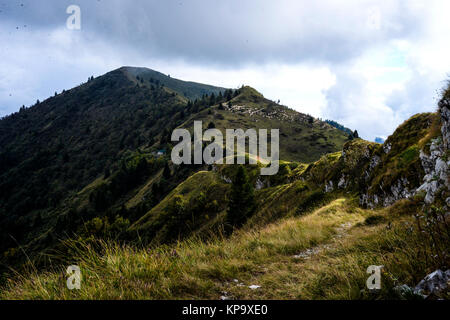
(0, 0), (449, 141)
(321, 0), (450, 140)
(1, 0), (423, 66)
(323, 63), (403, 140)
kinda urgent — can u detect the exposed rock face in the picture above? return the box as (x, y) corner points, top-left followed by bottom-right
(255, 178), (265, 190)
(394, 269), (450, 299)
(415, 100), (449, 205)
(369, 155), (381, 171)
(338, 174), (348, 189)
(439, 94), (450, 150)
(383, 178), (414, 206)
(416, 138), (449, 203)
(325, 180), (334, 193)
(414, 269), (450, 299)
(361, 105), (449, 208)
(221, 175), (232, 184)
(360, 178), (414, 208)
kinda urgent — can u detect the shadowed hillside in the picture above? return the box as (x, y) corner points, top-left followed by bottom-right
(0, 67), (350, 273)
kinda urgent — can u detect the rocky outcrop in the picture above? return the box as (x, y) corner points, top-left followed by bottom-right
(384, 178), (414, 206)
(255, 178), (265, 190)
(415, 137), (449, 203)
(360, 178), (414, 208)
(362, 104), (449, 208)
(221, 175), (232, 184)
(325, 181), (334, 193)
(439, 93), (450, 150)
(338, 174), (348, 189)
(415, 99), (449, 205)
(414, 269), (450, 298)
(395, 269), (450, 299)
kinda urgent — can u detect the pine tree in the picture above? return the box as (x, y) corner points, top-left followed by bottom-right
(227, 166), (255, 229)
(163, 162), (171, 179)
(208, 121), (216, 129)
(225, 89), (232, 101)
(209, 93), (216, 105)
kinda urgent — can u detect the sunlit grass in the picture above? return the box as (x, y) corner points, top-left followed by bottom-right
(0, 197), (438, 300)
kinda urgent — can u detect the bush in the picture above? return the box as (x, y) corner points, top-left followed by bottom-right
(364, 215), (386, 225)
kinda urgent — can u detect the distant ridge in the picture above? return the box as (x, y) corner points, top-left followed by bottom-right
(120, 66), (226, 100)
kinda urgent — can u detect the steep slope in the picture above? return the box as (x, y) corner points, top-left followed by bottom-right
(0, 83), (448, 300)
(0, 197), (415, 300)
(128, 89), (449, 269)
(0, 67), (189, 255)
(0, 67), (350, 271)
(178, 86), (350, 162)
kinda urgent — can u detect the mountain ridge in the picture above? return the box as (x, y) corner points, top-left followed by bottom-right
(0, 71), (448, 300)
(0, 66), (351, 270)
(119, 66), (227, 100)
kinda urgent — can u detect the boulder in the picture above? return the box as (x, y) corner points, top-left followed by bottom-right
(414, 269), (450, 298)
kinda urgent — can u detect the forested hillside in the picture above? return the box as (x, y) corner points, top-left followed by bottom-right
(0, 67), (350, 273)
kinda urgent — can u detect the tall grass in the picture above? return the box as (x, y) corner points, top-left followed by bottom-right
(1, 198), (447, 300)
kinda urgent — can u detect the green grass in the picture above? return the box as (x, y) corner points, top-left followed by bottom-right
(132, 171), (227, 230)
(179, 86), (349, 163)
(1, 197), (441, 300)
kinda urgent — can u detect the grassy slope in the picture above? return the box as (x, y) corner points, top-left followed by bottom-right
(182, 86), (349, 162)
(0, 197), (428, 300)
(113, 111), (443, 256)
(1, 80), (447, 299)
(1, 109), (447, 300)
(130, 171), (230, 244)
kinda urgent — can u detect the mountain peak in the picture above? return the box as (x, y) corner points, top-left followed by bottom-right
(236, 85), (264, 98)
(116, 66), (227, 101)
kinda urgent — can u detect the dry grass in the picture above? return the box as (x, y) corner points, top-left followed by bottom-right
(0, 198), (441, 300)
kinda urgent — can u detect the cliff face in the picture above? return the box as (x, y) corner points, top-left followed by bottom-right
(416, 135), (449, 205)
(439, 89), (450, 150)
(362, 95), (449, 208)
(415, 91), (449, 206)
(312, 104), (448, 209)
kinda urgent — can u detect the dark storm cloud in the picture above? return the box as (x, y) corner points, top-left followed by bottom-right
(1, 0), (424, 66)
(1, 0), (446, 141)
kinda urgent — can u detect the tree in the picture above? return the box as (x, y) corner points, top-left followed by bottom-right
(227, 166), (256, 229)
(208, 121), (216, 129)
(225, 89), (232, 101)
(209, 93), (216, 105)
(163, 161), (171, 179)
(353, 130), (359, 139)
(166, 195), (187, 237)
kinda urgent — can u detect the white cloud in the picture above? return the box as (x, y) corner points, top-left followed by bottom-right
(150, 61), (335, 117)
(320, 0), (450, 140)
(1, 0), (449, 142)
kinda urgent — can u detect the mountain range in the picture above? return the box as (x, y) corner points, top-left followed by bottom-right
(0, 67), (448, 300)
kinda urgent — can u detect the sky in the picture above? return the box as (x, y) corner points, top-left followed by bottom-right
(1, 0), (450, 141)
